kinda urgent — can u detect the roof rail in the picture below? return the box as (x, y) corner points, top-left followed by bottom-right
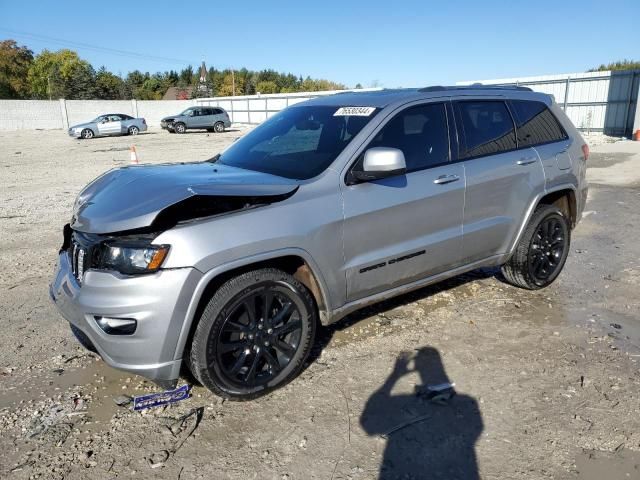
(418, 84), (533, 92)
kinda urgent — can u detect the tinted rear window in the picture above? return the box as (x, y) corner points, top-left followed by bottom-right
(455, 101), (517, 159)
(367, 103), (450, 172)
(510, 100), (568, 146)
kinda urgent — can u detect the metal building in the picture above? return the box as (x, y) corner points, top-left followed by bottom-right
(457, 71), (640, 138)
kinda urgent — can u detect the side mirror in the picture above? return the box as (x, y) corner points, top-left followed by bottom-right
(352, 147), (407, 182)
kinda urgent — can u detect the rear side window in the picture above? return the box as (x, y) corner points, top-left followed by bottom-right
(510, 100), (568, 146)
(212, 108), (223, 115)
(368, 103), (450, 172)
(455, 101), (517, 159)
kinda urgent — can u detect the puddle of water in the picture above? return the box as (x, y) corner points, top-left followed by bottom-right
(576, 449), (640, 480)
(0, 357), (154, 433)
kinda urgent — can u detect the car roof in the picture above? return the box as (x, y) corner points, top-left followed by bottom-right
(301, 86), (551, 109)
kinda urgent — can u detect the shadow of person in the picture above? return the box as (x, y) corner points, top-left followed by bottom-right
(360, 347), (483, 479)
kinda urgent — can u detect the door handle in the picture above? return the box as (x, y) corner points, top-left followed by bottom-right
(516, 158), (537, 166)
(433, 174), (460, 185)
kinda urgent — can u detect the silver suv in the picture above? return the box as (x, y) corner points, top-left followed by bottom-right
(160, 106), (231, 133)
(50, 87), (588, 399)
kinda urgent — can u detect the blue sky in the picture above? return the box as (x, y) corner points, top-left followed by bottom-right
(1, 1), (638, 87)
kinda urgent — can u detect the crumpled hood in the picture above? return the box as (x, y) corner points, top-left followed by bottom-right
(71, 162), (299, 234)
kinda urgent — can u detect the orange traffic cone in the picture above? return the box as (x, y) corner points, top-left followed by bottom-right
(633, 130), (640, 141)
(130, 146), (139, 164)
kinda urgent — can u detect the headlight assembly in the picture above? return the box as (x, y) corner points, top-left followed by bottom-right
(97, 242), (170, 275)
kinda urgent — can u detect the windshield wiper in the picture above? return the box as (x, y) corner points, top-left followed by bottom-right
(207, 153), (221, 163)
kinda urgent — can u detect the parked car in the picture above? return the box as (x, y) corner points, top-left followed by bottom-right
(51, 86), (588, 399)
(68, 114), (147, 139)
(160, 106), (231, 133)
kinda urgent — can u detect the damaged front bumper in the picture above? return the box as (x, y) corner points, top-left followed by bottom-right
(49, 251), (203, 387)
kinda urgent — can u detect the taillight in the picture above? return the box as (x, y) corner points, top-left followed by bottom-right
(581, 144), (589, 161)
(142, 118), (146, 125)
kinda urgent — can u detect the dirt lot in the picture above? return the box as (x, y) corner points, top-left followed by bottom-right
(1, 128), (640, 480)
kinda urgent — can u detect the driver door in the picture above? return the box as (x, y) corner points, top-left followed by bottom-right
(97, 115), (122, 136)
(341, 102), (466, 302)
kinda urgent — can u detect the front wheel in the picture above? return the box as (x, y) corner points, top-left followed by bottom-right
(174, 122), (186, 134)
(189, 269), (317, 400)
(501, 205), (571, 289)
(81, 128), (94, 139)
(128, 126), (139, 136)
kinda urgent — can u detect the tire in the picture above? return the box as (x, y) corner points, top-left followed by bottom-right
(70, 324), (97, 353)
(501, 205), (571, 290)
(128, 125), (139, 136)
(189, 268), (317, 400)
(80, 128), (94, 139)
(174, 122), (186, 134)
(213, 121), (225, 133)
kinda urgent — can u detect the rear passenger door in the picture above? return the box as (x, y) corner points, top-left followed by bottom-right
(342, 102), (466, 301)
(454, 100), (545, 263)
(211, 108), (226, 125)
(509, 100), (572, 190)
(199, 107), (214, 128)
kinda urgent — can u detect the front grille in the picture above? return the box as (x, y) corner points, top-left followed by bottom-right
(68, 232), (101, 285)
(70, 240), (87, 284)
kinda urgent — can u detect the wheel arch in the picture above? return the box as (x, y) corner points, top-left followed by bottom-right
(506, 184), (577, 259)
(537, 188), (577, 228)
(173, 249), (331, 361)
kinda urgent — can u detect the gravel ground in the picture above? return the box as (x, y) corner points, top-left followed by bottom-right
(1, 128), (640, 479)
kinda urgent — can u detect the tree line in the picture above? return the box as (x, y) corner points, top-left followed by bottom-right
(0, 39), (351, 100)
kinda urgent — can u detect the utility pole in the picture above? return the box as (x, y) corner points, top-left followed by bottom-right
(231, 68), (235, 96)
(47, 75), (52, 101)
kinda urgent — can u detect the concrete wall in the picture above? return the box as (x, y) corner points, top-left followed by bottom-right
(0, 99), (201, 131)
(0, 89), (376, 131)
(0, 100), (64, 130)
(65, 100), (135, 127)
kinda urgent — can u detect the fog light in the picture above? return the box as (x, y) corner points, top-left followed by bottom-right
(95, 316), (137, 335)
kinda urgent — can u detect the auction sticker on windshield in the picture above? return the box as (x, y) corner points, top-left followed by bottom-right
(334, 107), (376, 116)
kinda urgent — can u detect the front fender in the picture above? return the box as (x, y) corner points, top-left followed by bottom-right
(171, 247), (331, 361)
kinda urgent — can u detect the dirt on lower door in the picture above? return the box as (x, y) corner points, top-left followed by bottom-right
(1, 131), (639, 479)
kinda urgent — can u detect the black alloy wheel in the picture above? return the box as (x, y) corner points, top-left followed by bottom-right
(189, 269), (316, 399)
(527, 215), (568, 286)
(501, 205), (571, 290)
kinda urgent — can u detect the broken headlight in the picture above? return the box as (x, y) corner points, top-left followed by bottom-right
(96, 242), (170, 275)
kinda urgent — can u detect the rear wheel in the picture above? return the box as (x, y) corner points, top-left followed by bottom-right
(501, 205), (570, 289)
(174, 122), (186, 134)
(214, 121), (225, 133)
(80, 128), (94, 139)
(189, 269), (317, 400)
(128, 125), (139, 136)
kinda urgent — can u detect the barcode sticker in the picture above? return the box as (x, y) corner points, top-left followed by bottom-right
(334, 107), (376, 117)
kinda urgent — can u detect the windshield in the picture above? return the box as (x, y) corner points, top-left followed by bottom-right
(215, 106), (378, 180)
(90, 116), (102, 123)
(180, 108), (193, 116)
